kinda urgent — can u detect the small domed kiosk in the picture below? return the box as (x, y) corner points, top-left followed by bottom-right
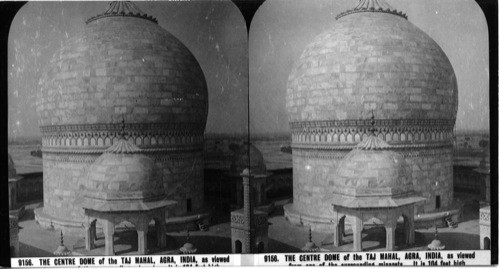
(80, 128), (176, 255)
(325, 126), (424, 251)
(228, 143), (271, 208)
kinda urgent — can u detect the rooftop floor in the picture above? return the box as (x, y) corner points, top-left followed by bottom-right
(15, 198), (480, 257)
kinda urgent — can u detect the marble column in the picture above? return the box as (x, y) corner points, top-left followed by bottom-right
(352, 215), (363, 252)
(91, 220), (97, 242)
(332, 214), (344, 247)
(385, 222), (396, 251)
(137, 220), (149, 255)
(407, 210), (415, 245)
(340, 217), (345, 237)
(332, 222), (340, 247)
(103, 219), (115, 256)
(84, 222), (93, 251)
(156, 212), (167, 248)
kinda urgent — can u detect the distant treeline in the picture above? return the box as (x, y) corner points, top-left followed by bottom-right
(454, 129), (490, 136)
(8, 136), (42, 146)
(205, 133), (291, 141)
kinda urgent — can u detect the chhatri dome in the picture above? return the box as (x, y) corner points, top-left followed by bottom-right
(229, 143), (268, 176)
(285, 0), (458, 231)
(35, 1), (208, 233)
(329, 134), (421, 208)
(228, 143), (271, 208)
(81, 138), (172, 212)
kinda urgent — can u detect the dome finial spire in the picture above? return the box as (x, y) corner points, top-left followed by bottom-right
(86, 1), (158, 24)
(120, 115), (126, 140)
(336, 0), (407, 20)
(354, 112), (389, 150)
(370, 110), (376, 135)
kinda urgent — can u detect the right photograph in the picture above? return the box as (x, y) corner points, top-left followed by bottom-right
(249, 0), (490, 252)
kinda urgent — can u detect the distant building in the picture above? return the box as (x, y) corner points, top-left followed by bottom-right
(35, 1), (208, 234)
(284, 0), (458, 230)
(228, 143), (271, 209)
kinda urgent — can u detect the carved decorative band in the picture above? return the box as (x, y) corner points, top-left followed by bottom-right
(290, 119), (455, 145)
(292, 141), (453, 151)
(479, 210), (491, 224)
(42, 144), (203, 154)
(40, 122), (205, 133)
(43, 150), (203, 164)
(336, 8), (408, 20)
(41, 131), (205, 149)
(293, 145), (452, 159)
(231, 214), (245, 225)
(290, 119), (454, 130)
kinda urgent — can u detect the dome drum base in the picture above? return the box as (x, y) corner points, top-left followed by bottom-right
(35, 207), (212, 235)
(284, 202), (463, 232)
(283, 204), (334, 232)
(35, 207), (87, 236)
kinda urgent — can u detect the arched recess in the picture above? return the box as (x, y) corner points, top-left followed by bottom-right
(484, 237), (491, 250)
(257, 242), (265, 253)
(235, 240), (242, 253)
(346, 133), (353, 143)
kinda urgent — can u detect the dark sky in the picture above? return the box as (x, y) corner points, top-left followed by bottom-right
(249, 0), (489, 134)
(8, 1), (248, 138)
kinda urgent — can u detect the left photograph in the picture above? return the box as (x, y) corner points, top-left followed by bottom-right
(7, 1), (248, 257)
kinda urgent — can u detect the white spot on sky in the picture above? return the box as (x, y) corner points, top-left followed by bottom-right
(215, 43), (220, 52)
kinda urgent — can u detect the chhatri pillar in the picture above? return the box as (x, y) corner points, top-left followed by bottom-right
(103, 219), (115, 256)
(351, 215), (363, 252)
